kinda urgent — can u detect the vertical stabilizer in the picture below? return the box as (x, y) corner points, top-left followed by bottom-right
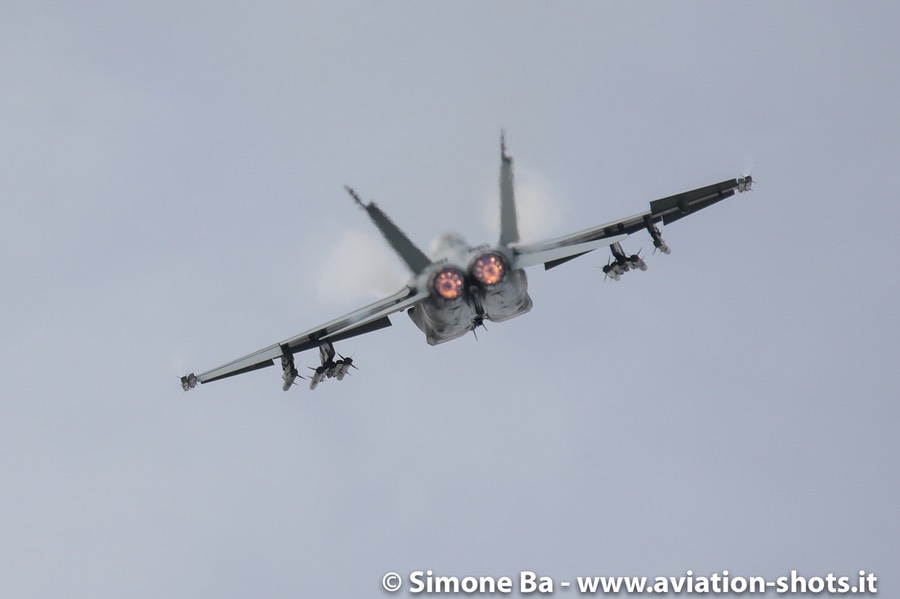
(345, 186), (433, 276)
(499, 133), (519, 246)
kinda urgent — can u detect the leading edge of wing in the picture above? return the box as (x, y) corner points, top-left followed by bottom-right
(512, 233), (629, 269)
(510, 207), (650, 270)
(649, 176), (746, 225)
(511, 176), (749, 270)
(192, 286), (429, 385)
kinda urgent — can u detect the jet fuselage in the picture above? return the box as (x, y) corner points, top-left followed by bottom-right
(407, 233), (532, 345)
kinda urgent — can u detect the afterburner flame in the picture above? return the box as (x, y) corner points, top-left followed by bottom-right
(471, 253), (507, 286)
(432, 267), (465, 300)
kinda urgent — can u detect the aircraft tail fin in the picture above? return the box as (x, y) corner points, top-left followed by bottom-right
(345, 186), (433, 276)
(498, 132), (520, 246)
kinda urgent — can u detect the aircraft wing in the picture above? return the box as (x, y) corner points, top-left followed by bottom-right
(182, 286), (429, 388)
(511, 176), (750, 270)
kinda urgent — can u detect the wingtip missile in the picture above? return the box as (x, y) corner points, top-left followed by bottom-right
(180, 373), (198, 391)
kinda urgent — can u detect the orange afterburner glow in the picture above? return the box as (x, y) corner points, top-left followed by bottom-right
(432, 267), (465, 300)
(471, 253), (507, 286)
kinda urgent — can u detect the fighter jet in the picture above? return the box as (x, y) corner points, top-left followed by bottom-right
(180, 137), (751, 392)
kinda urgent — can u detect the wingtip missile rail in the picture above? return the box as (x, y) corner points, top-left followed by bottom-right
(181, 373), (198, 391)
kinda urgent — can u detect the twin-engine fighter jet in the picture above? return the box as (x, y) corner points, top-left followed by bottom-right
(181, 138), (751, 392)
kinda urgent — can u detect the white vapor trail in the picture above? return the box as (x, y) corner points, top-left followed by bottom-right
(313, 229), (409, 305)
(483, 164), (566, 243)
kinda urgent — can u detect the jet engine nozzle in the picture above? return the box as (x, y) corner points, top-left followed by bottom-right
(470, 252), (508, 286)
(431, 266), (466, 300)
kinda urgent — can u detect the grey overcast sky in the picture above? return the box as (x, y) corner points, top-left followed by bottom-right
(2, 2), (898, 597)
